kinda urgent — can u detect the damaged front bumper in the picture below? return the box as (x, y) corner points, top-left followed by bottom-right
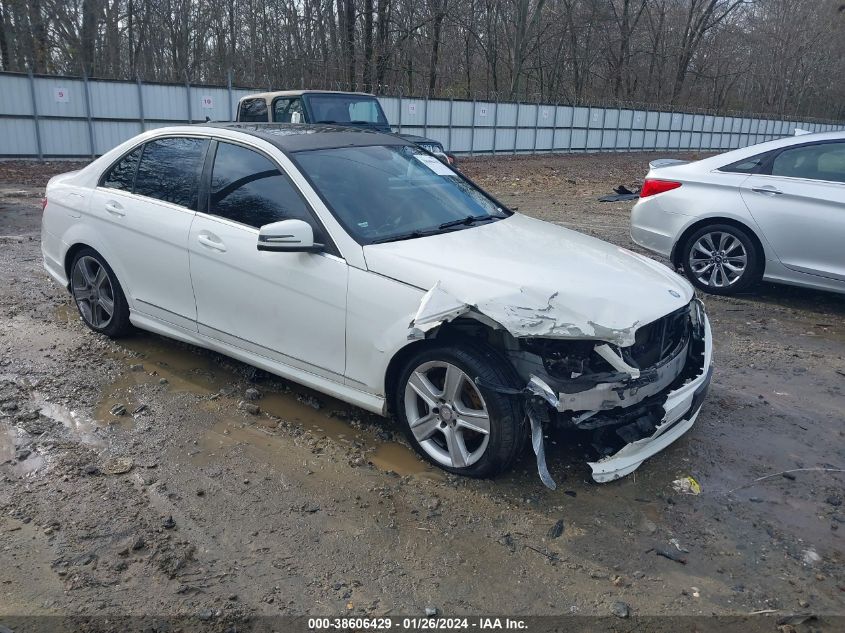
(408, 280), (713, 486)
(517, 302), (712, 486)
(582, 313), (712, 482)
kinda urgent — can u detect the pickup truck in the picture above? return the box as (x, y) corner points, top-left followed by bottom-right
(236, 90), (456, 167)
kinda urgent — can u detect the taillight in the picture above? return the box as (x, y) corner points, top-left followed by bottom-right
(640, 179), (682, 198)
(41, 197), (48, 212)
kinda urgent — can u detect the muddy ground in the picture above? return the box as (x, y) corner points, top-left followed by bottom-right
(0, 154), (843, 630)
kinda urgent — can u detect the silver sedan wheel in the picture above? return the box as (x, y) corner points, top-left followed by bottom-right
(403, 361), (490, 468)
(71, 256), (115, 329)
(689, 231), (747, 288)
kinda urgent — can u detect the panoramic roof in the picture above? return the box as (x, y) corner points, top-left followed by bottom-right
(208, 122), (408, 152)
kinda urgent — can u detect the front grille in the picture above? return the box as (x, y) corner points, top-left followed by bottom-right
(621, 304), (690, 369)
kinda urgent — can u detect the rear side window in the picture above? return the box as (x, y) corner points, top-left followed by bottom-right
(239, 98), (269, 122)
(771, 142), (845, 183)
(134, 137), (209, 209)
(102, 146), (142, 191)
(720, 152), (771, 174)
(208, 142), (326, 243)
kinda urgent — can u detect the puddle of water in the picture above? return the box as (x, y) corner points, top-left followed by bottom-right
(112, 336), (225, 395)
(55, 303), (79, 325)
(98, 333), (432, 477)
(32, 392), (105, 447)
(1, 422), (47, 476)
(259, 391), (357, 440)
(368, 442), (433, 476)
(192, 420), (292, 469)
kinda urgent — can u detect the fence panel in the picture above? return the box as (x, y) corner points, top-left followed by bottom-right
(1, 71), (842, 159)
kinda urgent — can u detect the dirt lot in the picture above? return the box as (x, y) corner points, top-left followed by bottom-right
(1, 154), (843, 630)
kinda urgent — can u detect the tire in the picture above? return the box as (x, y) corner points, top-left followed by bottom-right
(69, 248), (132, 338)
(681, 223), (762, 295)
(393, 342), (526, 478)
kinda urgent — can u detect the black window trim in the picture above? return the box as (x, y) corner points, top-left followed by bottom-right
(98, 134), (212, 212)
(200, 137), (342, 258)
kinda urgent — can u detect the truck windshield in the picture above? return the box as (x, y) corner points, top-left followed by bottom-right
(292, 144), (510, 245)
(305, 94), (389, 127)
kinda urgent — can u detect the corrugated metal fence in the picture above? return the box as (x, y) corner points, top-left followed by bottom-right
(2, 71), (843, 159)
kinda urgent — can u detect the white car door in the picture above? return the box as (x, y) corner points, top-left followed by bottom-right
(188, 139), (348, 380)
(740, 141), (845, 281)
(90, 136), (209, 330)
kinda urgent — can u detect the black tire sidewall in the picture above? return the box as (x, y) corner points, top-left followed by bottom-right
(70, 248), (132, 338)
(393, 343), (525, 478)
(683, 223), (761, 295)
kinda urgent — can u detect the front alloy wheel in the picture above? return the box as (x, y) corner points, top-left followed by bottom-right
(395, 343), (526, 478)
(404, 360), (491, 468)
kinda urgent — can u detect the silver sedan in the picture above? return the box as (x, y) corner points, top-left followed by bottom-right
(630, 131), (845, 295)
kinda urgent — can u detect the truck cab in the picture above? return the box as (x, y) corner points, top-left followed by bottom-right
(236, 90), (455, 166)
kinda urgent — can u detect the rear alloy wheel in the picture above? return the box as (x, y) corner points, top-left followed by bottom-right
(682, 224), (761, 295)
(70, 249), (132, 338)
(394, 343), (525, 478)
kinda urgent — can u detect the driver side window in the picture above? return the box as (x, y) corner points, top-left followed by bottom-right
(771, 142), (845, 183)
(208, 142), (326, 245)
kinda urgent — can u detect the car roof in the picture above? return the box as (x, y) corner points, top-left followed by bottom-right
(238, 90), (377, 102)
(201, 122), (409, 152)
(652, 130), (845, 175)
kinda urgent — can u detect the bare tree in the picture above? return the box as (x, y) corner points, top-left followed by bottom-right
(0, 0), (842, 120)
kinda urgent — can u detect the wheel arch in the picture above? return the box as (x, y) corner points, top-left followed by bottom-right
(63, 242), (132, 304)
(383, 339), (433, 417)
(64, 242), (94, 281)
(671, 216), (767, 270)
(382, 317), (521, 417)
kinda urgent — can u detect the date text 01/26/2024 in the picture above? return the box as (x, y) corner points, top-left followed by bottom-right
(308, 617), (528, 630)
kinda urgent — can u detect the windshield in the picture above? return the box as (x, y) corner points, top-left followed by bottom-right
(305, 94), (389, 127)
(292, 145), (510, 244)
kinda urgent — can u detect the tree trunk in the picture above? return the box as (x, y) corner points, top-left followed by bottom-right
(80, 0), (99, 75)
(362, 0), (375, 91)
(427, 0), (447, 97)
(343, 0), (355, 88)
(27, 0), (48, 72)
(375, 0), (390, 89)
(0, 1), (10, 70)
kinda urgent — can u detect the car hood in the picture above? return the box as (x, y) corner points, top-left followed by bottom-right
(362, 214), (694, 346)
(397, 133), (440, 146)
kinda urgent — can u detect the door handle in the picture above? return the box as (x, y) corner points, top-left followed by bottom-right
(197, 234), (226, 252)
(751, 186), (783, 195)
(104, 201), (125, 216)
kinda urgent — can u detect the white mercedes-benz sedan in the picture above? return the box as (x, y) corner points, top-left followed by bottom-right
(631, 131), (845, 295)
(42, 123), (712, 485)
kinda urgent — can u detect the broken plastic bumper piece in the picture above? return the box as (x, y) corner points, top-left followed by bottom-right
(586, 315), (713, 482)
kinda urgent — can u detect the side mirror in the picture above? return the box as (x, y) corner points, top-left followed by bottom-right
(257, 219), (324, 253)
